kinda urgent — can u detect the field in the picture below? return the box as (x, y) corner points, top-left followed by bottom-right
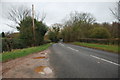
(0, 43), (52, 62)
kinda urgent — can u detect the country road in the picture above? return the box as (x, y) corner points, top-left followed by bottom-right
(49, 43), (119, 78)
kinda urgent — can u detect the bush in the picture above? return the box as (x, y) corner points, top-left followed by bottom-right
(12, 38), (26, 49)
(2, 38), (26, 52)
(2, 38), (12, 52)
(78, 38), (119, 45)
(90, 27), (111, 39)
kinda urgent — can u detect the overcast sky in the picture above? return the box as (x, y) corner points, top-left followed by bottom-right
(0, 0), (118, 33)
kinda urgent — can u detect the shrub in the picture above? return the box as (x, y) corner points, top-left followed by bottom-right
(2, 38), (26, 52)
(90, 27), (111, 39)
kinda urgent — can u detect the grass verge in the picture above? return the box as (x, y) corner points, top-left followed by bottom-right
(0, 43), (52, 62)
(72, 42), (119, 53)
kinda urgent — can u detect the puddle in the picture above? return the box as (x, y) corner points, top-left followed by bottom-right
(34, 66), (52, 74)
(34, 66), (46, 73)
(44, 67), (52, 74)
(33, 56), (47, 59)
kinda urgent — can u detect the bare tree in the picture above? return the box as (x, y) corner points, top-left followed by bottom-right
(39, 11), (46, 22)
(110, 1), (120, 22)
(7, 5), (47, 30)
(63, 11), (96, 27)
(40, 13), (46, 22)
(35, 12), (46, 22)
(69, 11), (95, 24)
(7, 5), (31, 29)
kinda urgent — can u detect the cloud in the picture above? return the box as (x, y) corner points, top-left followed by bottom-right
(0, 2), (117, 32)
(1, 0), (118, 2)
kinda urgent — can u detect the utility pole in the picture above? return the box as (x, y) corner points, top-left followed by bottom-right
(118, 1), (120, 22)
(32, 4), (36, 46)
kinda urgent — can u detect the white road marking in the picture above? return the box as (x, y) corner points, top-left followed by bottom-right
(97, 62), (100, 63)
(67, 47), (79, 52)
(90, 55), (119, 66)
(59, 43), (79, 52)
(61, 44), (65, 46)
(59, 43), (65, 46)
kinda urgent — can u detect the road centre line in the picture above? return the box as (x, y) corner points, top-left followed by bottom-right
(59, 43), (79, 52)
(90, 55), (119, 66)
(61, 44), (65, 46)
(59, 43), (65, 46)
(67, 47), (79, 52)
(59, 43), (119, 66)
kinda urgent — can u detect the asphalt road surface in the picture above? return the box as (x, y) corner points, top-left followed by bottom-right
(49, 43), (119, 78)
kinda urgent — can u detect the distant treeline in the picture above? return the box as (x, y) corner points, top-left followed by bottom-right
(47, 12), (119, 45)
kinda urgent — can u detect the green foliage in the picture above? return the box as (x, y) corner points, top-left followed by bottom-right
(61, 26), (74, 42)
(19, 17), (33, 47)
(48, 25), (60, 42)
(2, 38), (25, 52)
(48, 31), (57, 42)
(60, 11), (118, 42)
(35, 21), (48, 45)
(78, 38), (119, 45)
(12, 38), (26, 49)
(90, 27), (111, 39)
(2, 38), (12, 52)
(110, 22), (119, 38)
(61, 12), (95, 42)
(2, 16), (48, 52)
(1, 43), (52, 62)
(1, 32), (5, 38)
(19, 16), (47, 47)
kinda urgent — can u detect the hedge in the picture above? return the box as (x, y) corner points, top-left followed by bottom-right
(78, 38), (119, 45)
